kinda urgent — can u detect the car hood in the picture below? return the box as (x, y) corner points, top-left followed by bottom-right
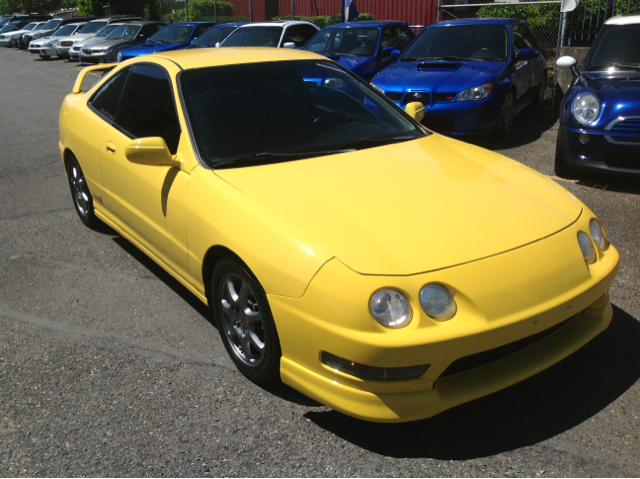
(61, 33), (95, 42)
(90, 38), (138, 49)
(577, 71), (640, 120)
(75, 36), (107, 48)
(214, 134), (582, 275)
(373, 60), (507, 93)
(324, 54), (375, 75)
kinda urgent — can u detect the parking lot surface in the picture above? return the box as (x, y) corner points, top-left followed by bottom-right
(1, 48), (639, 477)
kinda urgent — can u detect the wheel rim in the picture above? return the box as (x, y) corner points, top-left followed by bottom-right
(218, 273), (267, 367)
(69, 162), (90, 216)
(503, 93), (515, 133)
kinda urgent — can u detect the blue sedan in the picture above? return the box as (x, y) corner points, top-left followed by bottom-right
(555, 15), (640, 179)
(303, 21), (415, 81)
(117, 22), (216, 61)
(371, 18), (547, 136)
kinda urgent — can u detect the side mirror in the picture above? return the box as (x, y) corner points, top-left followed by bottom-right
(557, 55), (578, 77)
(382, 46), (398, 57)
(405, 101), (425, 123)
(125, 137), (174, 167)
(215, 41), (221, 47)
(516, 48), (535, 60)
(390, 49), (401, 59)
(282, 42), (296, 49)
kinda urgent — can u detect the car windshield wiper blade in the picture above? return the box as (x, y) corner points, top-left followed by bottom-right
(612, 62), (640, 71)
(424, 56), (478, 61)
(337, 135), (418, 150)
(214, 149), (354, 169)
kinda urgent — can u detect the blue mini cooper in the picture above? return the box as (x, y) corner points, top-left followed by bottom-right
(371, 18), (547, 136)
(555, 15), (640, 178)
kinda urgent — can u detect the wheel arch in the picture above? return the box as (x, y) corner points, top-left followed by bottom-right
(202, 245), (252, 308)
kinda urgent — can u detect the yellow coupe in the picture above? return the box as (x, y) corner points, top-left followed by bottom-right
(59, 48), (619, 423)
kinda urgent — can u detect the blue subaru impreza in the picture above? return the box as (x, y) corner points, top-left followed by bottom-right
(371, 18), (547, 137)
(555, 15), (640, 179)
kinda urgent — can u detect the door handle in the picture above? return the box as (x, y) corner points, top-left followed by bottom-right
(106, 141), (116, 153)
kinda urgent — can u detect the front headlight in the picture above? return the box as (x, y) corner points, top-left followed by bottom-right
(577, 231), (597, 264)
(117, 51), (122, 61)
(589, 219), (609, 251)
(48, 42), (57, 47)
(419, 284), (457, 320)
(572, 93), (600, 125)
(455, 83), (493, 101)
(369, 288), (412, 328)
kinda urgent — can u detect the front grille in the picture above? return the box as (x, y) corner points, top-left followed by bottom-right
(82, 48), (92, 54)
(322, 351), (430, 380)
(433, 92), (457, 102)
(385, 91), (404, 101)
(609, 118), (640, 134)
(439, 317), (572, 379)
(61, 41), (73, 46)
(403, 91), (429, 105)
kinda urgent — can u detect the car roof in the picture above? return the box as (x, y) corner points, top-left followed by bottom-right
(325, 20), (407, 28)
(429, 18), (519, 27)
(604, 14), (640, 25)
(165, 21), (216, 26)
(237, 21), (316, 27)
(152, 47), (322, 70)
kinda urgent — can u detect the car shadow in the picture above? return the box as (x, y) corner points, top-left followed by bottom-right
(455, 102), (559, 152)
(570, 176), (640, 195)
(304, 304), (640, 460)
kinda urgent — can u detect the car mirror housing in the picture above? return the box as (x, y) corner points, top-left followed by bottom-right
(382, 46), (399, 57)
(282, 42), (296, 49)
(391, 49), (401, 59)
(405, 101), (425, 123)
(517, 48), (535, 60)
(557, 55), (578, 77)
(124, 137), (175, 167)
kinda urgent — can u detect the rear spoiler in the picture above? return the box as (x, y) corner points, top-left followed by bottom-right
(72, 63), (118, 94)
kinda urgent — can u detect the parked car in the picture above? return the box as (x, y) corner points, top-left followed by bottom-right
(555, 15), (640, 178)
(28, 22), (87, 59)
(0, 13), (49, 29)
(0, 21), (45, 47)
(69, 22), (129, 61)
(0, 20), (31, 45)
(117, 22), (215, 61)
(78, 21), (165, 64)
(60, 48), (618, 423)
(371, 18), (547, 136)
(21, 15), (96, 49)
(56, 17), (142, 59)
(187, 22), (246, 49)
(218, 20), (319, 48)
(303, 21), (415, 81)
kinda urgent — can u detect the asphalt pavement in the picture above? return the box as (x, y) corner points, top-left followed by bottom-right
(0, 48), (639, 477)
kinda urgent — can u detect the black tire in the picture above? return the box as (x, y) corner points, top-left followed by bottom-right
(211, 258), (282, 385)
(66, 154), (99, 227)
(497, 90), (515, 138)
(554, 126), (577, 179)
(535, 70), (547, 107)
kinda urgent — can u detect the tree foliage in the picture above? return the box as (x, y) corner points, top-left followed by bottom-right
(271, 12), (375, 28)
(76, 0), (99, 15)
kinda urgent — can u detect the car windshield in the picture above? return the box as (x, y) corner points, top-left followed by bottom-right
(107, 24), (140, 40)
(221, 26), (282, 47)
(192, 26), (235, 46)
(305, 27), (380, 57)
(585, 24), (640, 71)
(0, 17), (12, 27)
(33, 23), (45, 31)
(95, 24), (118, 37)
(78, 21), (108, 34)
(402, 24), (509, 62)
(40, 19), (62, 31)
(53, 24), (78, 37)
(180, 60), (427, 168)
(149, 25), (193, 43)
(23, 22), (39, 31)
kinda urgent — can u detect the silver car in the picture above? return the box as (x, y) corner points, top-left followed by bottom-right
(57, 17), (141, 59)
(28, 22), (86, 59)
(79, 21), (164, 64)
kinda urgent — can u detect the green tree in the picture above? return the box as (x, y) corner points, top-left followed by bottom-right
(76, 0), (100, 15)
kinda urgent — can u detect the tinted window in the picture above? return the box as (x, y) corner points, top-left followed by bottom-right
(193, 24), (211, 39)
(512, 25), (527, 51)
(283, 24), (317, 47)
(181, 60), (426, 167)
(402, 24), (508, 61)
(52, 24), (78, 37)
(586, 24), (640, 70)
(40, 19), (62, 30)
(117, 64), (180, 153)
(304, 27), (379, 56)
(78, 21), (108, 34)
(107, 24), (140, 40)
(90, 69), (130, 122)
(222, 26), (282, 47)
(192, 26), (235, 46)
(95, 24), (118, 38)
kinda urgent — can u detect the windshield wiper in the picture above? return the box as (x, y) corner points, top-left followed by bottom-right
(336, 135), (418, 150)
(424, 56), (479, 61)
(214, 149), (354, 169)
(612, 62), (640, 71)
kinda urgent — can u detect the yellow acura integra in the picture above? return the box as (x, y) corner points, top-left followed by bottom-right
(59, 48), (619, 423)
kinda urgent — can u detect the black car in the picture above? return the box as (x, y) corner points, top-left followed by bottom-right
(0, 13), (50, 29)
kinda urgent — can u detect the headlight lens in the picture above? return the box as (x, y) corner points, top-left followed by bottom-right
(369, 289), (412, 328)
(117, 51), (122, 61)
(456, 83), (493, 101)
(578, 231), (596, 263)
(419, 284), (457, 320)
(572, 93), (600, 125)
(589, 219), (609, 251)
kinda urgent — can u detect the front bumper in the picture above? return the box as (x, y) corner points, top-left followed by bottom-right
(29, 45), (57, 56)
(56, 45), (72, 56)
(562, 124), (640, 177)
(79, 51), (116, 64)
(270, 209), (619, 422)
